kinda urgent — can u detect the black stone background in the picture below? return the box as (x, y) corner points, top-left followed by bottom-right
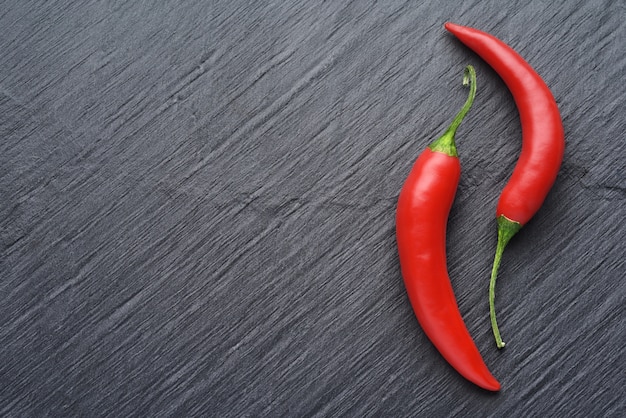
(1, 1), (624, 416)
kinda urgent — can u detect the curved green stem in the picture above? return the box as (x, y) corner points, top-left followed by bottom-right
(489, 215), (522, 349)
(429, 65), (477, 157)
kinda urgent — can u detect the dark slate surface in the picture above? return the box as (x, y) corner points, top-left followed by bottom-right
(1, 1), (624, 416)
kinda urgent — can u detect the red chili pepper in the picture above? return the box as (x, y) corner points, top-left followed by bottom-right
(445, 23), (565, 348)
(396, 66), (500, 391)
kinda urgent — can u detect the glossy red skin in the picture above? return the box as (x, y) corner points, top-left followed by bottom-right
(445, 23), (565, 225)
(396, 149), (500, 391)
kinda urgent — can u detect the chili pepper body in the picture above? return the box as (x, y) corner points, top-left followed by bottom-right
(396, 66), (500, 391)
(445, 22), (564, 225)
(445, 23), (565, 348)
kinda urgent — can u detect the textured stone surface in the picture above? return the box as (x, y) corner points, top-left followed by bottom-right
(1, 0), (624, 416)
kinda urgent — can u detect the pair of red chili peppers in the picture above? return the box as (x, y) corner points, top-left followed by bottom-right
(396, 23), (564, 391)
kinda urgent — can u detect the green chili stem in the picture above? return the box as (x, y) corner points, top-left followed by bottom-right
(447, 66), (477, 135)
(489, 215), (522, 349)
(429, 65), (477, 157)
